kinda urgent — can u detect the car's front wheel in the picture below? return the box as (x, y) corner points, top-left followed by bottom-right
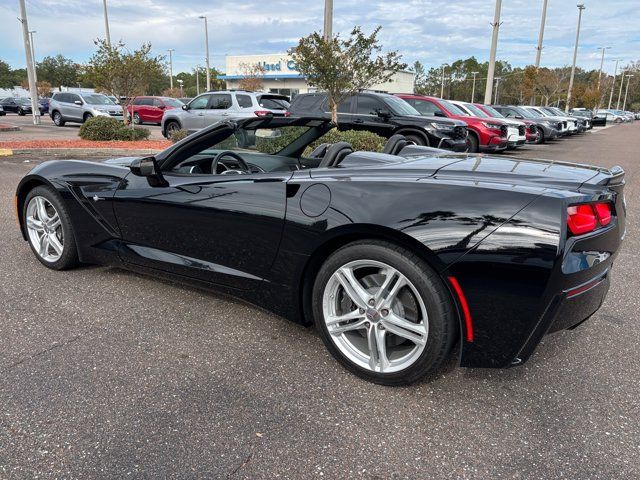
(133, 113), (141, 125)
(165, 120), (181, 139)
(313, 240), (456, 385)
(52, 111), (65, 126)
(23, 186), (79, 270)
(18, 108), (25, 116)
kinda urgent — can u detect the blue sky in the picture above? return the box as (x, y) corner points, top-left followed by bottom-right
(1, 0), (638, 74)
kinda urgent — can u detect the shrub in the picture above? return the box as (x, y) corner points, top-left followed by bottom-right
(304, 128), (386, 155)
(170, 129), (191, 144)
(79, 116), (150, 141)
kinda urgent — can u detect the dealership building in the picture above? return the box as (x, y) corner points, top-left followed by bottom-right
(218, 53), (415, 97)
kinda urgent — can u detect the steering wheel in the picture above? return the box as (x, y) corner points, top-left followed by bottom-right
(211, 151), (251, 175)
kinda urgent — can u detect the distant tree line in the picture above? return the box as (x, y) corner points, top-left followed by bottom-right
(412, 57), (640, 111)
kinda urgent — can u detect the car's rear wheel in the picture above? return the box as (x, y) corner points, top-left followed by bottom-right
(313, 240), (456, 385)
(133, 113), (141, 125)
(165, 120), (181, 139)
(23, 186), (79, 270)
(83, 113), (93, 123)
(536, 129), (545, 144)
(18, 108), (25, 116)
(52, 111), (65, 126)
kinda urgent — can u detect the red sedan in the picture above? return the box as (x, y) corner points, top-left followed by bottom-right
(127, 96), (184, 125)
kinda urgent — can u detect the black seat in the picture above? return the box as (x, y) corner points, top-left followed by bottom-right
(318, 142), (354, 168)
(382, 134), (409, 156)
(309, 143), (330, 159)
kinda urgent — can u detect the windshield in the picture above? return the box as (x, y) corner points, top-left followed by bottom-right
(440, 99), (468, 116)
(480, 105), (504, 118)
(81, 94), (116, 105)
(17, 98), (31, 105)
(513, 107), (536, 119)
(463, 103), (490, 118)
(162, 98), (184, 108)
(384, 96), (420, 116)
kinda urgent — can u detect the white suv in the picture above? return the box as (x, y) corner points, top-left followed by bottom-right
(161, 90), (290, 138)
(49, 92), (123, 126)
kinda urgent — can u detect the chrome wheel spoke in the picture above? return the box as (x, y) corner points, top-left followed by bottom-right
(48, 234), (63, 256)
(26, 216), (44, 232)
(375, 269), (407, 308)
(35, 196), (49, 221)
(326, 309), (364, 327)
(366, 326), (390, 372)
(48, 213), (61, 231)
(330, 318), (367, 335)
(335, 267), (370, 309)
(39, 235), (50, 257)
(382, 312), (427, 346)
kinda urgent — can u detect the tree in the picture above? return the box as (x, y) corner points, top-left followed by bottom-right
(37, 81), (52, 97)
(36, 55), (78, 90)
(237, 62), (265, 91)
(291, 26), (406, 123)
(84, 40), (166, 123)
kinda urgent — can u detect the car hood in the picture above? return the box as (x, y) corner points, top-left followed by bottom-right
(90, 104), (123, 112)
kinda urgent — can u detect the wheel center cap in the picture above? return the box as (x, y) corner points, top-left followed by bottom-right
(365, 308), (381, 322)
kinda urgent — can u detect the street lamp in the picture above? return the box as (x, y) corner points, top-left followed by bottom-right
(608, 59), (621, 110)
(198, 16), (211, 91)
(493, 77), (502, 104)
(484, 0), (502, 104)
(323, 0), (333, 40)
(440, 64), (448, 98)
(470, 71), (479, 103)
(622, 75), (634, 111)
(102, 0), (111, 46)
(196, 66), (200, 95)
(167, 49), (175, 90)
(28, 30), (38, 87)
(177, 78), (184, 96)
(596, 47), (611, 91)
(617, 68), (626, 109)
(565, 4), (586, 112)
(18, 0), (40, 124)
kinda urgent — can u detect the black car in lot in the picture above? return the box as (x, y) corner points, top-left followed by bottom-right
(15, 116), (626, 385)
(289, 92), (469, 152)
(492, 105), (562, 143)
(0, 97), (41, 115)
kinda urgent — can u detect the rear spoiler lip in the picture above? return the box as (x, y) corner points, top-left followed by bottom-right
(606, 165), (625, 186)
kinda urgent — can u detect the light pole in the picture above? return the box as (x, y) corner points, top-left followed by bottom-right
(608, 59), (620, 109)
(597, 47), (611, 91)
(102, 0), (111, 46)
(493, 77), (502, 104)
(484, 0), (502, 104)
(534, 0), (548, 68)
(470, 71), (479, 103)
(167, 49), (175, 90)
(177, 79), (184, 96)
(440, 64), (447, 98)
(196, 66), (200, 95)
(565, 4), (586, 112)
(198, 16), (211, 91)
(617, 68), (626, 109)
(323, 0), (333, 40)
(18, 0), (40, 124)
(29, 30), (38, 85)
(622, 75), (634, 111)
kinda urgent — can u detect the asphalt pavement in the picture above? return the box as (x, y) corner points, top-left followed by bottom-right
(0, 124), (638, 479)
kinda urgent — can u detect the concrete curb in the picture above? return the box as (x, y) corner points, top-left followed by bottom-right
(0, 123), (21, 132)
(3, 148), (163, 158)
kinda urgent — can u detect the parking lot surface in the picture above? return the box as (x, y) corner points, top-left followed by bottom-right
(0, 125), (638, 479)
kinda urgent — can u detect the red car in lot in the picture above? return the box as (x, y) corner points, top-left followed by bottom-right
(474, 104), (539, 144)
(127, 96), (184, 125)
(396, 94), (509, 153)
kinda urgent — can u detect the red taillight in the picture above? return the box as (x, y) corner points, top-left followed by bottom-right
(284, 111), (291, 117)
(254, 110), (273, 117)
(566, 202), (613, 236)
(594, 202), (611, 226)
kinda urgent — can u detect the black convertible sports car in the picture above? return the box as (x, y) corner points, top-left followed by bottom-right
(15, 116), (626, 385)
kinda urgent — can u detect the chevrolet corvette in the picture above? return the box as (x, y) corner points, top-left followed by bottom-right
(15, 116), (626, 385)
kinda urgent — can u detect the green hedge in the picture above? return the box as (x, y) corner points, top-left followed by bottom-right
(79, 116), (150, 141)
(170, 129), (191, 144)
(304, 129), (386, 155)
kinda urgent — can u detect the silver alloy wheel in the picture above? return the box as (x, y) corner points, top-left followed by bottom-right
(53, 112), (62, 125)
(134, 113), (141, 124)
(25, 196), (64, 263)
(322, 259), (429, 373)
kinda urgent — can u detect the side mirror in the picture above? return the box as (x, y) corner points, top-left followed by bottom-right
(515, 115), (524, 119)
(130, 157), (157, 177)
(182, 104), (189, 111)
(74, 100), (82, 105)
(433, 111), (446, 117)
(158, 104), (166, 109)
(376, 109), (391, 119)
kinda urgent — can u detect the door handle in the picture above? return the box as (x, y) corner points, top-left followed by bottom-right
(353, 119), (364, 124)
(197, 113), (204, 116)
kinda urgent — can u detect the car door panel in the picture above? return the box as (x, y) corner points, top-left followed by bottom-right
(113, 171), (291, 289)
(353, 95), (394, 138)
(203, 94), (234, 127)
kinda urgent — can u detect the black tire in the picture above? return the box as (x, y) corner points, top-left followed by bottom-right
(536, 129), (545, 144)
(18, 108), (25, 116)
(23, 186), (79, 271)
(52, 111), (65, 126)
(403, 133), (428, 147)
(312, 240), (456, 385)
(133, 113), (141, 125)
(466, 132), (479, 153)
(83, 113), (93, 123)
(165, 120), (181, 139)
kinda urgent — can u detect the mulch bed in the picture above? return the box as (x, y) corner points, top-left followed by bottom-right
(0, 139), (171, 150)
